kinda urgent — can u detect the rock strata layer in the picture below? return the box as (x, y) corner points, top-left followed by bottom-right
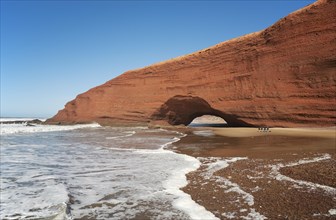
(47, 0), (336, 127)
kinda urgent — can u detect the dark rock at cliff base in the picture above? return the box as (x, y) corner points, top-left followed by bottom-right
(46, 0), (336, 128)
(30, 119), (43, 124)
(1, 119), (43, 125)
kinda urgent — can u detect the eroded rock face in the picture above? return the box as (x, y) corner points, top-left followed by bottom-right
(46, 0), (336, 127)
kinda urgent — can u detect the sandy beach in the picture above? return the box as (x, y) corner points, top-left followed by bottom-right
(170, 127), (336, 219)
(212, 127), (336, 139)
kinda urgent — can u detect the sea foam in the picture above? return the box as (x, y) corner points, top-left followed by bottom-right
(0, 123), (101, 135)
(270, 153), (335, 194)
(1, 126), (217, 219)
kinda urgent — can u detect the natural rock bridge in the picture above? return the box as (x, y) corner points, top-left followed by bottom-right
(151, 96), (252, 127)
(46, 0), (336, 128)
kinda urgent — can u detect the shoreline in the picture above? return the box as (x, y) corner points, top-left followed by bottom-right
(170, 126), (336, 219)
(212, 127), (336, 139)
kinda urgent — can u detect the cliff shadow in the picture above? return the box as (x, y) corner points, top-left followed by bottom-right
(150, 95), (253, 127)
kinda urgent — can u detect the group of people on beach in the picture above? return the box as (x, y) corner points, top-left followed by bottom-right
(258, 127), (271, 132)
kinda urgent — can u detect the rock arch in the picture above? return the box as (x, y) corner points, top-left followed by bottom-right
(150, 95), (253, 127)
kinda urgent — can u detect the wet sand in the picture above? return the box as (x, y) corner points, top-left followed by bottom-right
(213, 127), (336, 139)
(170, 127), (336, 219)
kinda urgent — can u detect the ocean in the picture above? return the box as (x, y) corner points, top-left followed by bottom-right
(0, 119), (216, 220)
(2, 119), (335, 220)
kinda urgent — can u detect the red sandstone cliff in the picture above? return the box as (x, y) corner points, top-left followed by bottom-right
(47, 0), (336, 127)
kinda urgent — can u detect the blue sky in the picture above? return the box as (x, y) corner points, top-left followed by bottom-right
(1, 0), (315, 118)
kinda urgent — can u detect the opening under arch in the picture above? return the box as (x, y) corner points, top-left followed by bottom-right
(150, 95), (253, 127)
(188, 115), (228, 127)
